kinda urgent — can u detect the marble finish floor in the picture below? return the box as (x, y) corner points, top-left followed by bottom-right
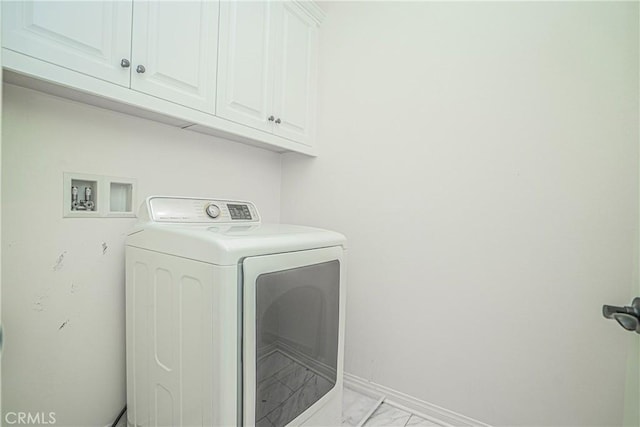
(342, 387), (381, 426)
(115, 375), (443, 427)
(257, 350), (335, 427)
(361, 403), (441, 426)
(342, 387), (443, 427)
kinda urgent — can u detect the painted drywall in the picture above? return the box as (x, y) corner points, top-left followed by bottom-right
(626, 6), (640, 426)
(1, 84), (282, 426)
(281, 2), (639, 426)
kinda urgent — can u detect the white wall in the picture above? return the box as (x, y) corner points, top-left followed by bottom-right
(1, 84), (282, 426)
(281, 2), (639, 426)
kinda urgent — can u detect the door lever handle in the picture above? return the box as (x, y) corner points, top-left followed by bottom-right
(603, 297), (640, 334)
(612, 313), (640, 333)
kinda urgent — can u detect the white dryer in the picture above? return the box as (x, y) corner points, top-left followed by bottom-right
(125, 197), (346, 427)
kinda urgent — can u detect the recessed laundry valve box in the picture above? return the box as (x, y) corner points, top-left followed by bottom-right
(109, 181), (135, 216)
(71, 178), (97, 213)
(63, 173), (136, 218)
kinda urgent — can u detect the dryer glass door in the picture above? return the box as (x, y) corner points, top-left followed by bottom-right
(242, 246), (343, 427)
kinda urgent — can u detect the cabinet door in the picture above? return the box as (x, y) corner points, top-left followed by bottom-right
(272, 2), (318, 145)
(2, 1), (132, 87)
(131, 1), (219, 113)
(216, 1), (276, 132)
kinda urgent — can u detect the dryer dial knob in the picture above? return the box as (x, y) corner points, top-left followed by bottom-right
(205, 204), (221, 219)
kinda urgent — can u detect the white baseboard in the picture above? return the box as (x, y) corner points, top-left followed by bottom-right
(343, 372), (492, 427)
(274, 340), (337, 382)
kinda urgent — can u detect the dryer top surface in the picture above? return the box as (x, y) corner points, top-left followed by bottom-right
(127, 197), (346, 265)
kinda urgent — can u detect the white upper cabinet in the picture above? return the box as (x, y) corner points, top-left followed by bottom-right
(1, 0), (324, 154)
(3, 1), (219, 114)
(131, 1), (219, 113)
(217, 1), (321, 145)
(272, 2), (318, 145)
(216, 1), (276, 133)
(2, 1), (133, 87)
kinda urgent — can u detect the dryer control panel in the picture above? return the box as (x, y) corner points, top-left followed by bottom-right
(146, 197), (260, 223)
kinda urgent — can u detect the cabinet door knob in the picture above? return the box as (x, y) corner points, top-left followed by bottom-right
(275, 118), (281, 124)
(120, 58), (130, 68)
(136, 65), (146, 74)
(268, 115), (275, 122)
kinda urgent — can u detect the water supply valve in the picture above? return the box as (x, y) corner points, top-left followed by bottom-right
(70, 185), (96, 211)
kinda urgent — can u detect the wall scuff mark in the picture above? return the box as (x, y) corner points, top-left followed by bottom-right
(53, 251), (67, 271)
(33, 291), (50, 312)
(33, 300), (44, 312)
(58, 320), (69, 330)
(102, 242), (108, 255)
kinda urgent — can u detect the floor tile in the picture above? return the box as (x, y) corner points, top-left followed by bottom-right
(117, 382), (446, 427)
(256, 375), (295, 420)
(268, 373), (334, 426)
(256, 415), (275, 427)
(364, 403), (412, 426)
(406, 414), (441, 426)
(257, 350), (295, 382)
(342, 387), (380, 426)
(276, 361), (317, 392)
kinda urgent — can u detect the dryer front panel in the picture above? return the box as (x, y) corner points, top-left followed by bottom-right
(242, 246), (345, 427)
(125, 247), (240, 427)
